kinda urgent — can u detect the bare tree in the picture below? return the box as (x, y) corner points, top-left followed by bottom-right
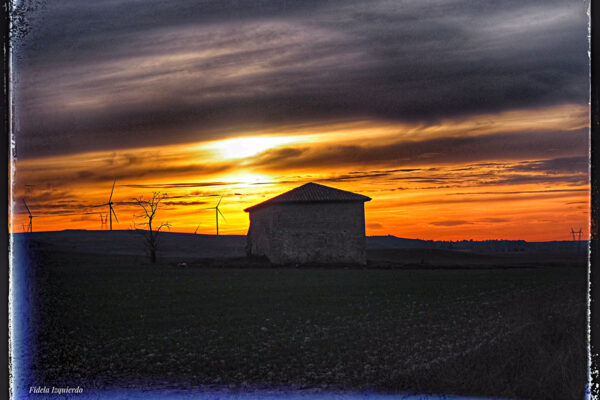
(133, 192), (170, 264)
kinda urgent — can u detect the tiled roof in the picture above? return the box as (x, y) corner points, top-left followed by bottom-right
(244, 182), (371, 212)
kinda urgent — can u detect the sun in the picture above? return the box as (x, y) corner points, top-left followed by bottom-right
(220, 172), (272, 186)
(203, 135), (301, 160)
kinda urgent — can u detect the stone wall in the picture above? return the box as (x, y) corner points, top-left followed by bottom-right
(246, 201), (367, 264)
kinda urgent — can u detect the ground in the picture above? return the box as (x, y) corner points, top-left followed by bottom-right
(12, 232), (588, 400)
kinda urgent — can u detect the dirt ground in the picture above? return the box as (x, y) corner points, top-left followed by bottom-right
(10, 231), (589, 400)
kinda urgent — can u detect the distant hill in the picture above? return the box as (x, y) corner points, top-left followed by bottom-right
(11, 230), (586, 268)
(367, 235), (587, 253)
(13, 230), (247, 259)
(12, 231), (586, 261)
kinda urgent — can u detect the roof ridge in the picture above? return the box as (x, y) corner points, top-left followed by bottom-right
(244, 182), (371, 212)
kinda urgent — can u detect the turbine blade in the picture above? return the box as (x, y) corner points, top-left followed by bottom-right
(109, 178), (116, 202)
(217, 208), (227, 222)
(217, 196), (223, 207)
(22, 199), (31, 215)
(194, 225), (199, 234)
(111, 207), (119, 223)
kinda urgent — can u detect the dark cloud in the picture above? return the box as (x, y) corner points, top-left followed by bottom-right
(20, 188), (75, 204)
(13, 0), (588, 158)
(162, 200), (210, 206)
(250, 128), (589, 170)
(478, 218), (510, 223)
(429, 220), (472, 226)
(15, 160), (236, 189)
(401, 190), (583, 207)
(74, 164), (233, 183)
(507, 156), (589, 173)
(123, 182), (238, 189)
(247, 152), (589, 193)
(450, 188), (589, 196)
(13, 197), (128, 217)
(487, 174), (588, 186)
(319, 172), (394, 182)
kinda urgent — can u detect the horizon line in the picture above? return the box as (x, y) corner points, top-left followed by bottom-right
(10, 229), (589, 243)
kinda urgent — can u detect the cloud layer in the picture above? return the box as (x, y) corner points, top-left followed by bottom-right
(13, 0), (589, 158)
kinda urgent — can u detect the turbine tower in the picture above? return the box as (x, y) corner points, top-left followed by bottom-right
(570, 227), (582, 241)
(100, 213), (108, 230)
(96, 179), (119, 230)
(22, 199), (35, 233)
(570, 227), (583, 252)
(205, 196), (226, 235)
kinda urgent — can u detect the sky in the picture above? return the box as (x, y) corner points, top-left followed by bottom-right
(10, 0), (590, 240)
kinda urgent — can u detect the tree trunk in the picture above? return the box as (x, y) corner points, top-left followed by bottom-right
(151, 249), (157, 264)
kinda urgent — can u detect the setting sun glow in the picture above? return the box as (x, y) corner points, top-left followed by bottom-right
(203, 136), (303, 160)
(10, 103), (590, 241)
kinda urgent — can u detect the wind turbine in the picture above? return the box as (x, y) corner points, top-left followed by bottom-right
(96, 179), (119, 230)
(205, 196), (226, 235)
(100, 213), (108, 230)
(22, 199), (35, 232)
(570, 227), (582, 241)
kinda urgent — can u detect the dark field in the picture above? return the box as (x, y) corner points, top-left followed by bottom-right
(14, 233), (588, 400)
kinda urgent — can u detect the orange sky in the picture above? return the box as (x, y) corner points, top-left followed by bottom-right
(10, 104), (590, 241)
